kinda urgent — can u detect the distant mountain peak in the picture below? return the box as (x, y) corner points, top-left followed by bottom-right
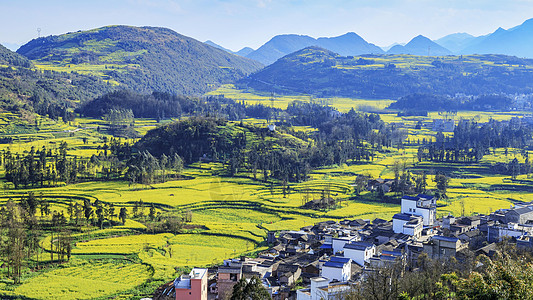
(388, 35), (452, 56)
(247, 32), (383, 65)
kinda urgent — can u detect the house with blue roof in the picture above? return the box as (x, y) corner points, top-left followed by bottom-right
(343, 241), (376, 267)
(392, 213), (423, 238)
(321, 256), (352, 281)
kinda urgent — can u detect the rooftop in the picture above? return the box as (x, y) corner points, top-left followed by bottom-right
(174, 268), (207, 290)
(344, 241), (374, 251)
(432, 235), (459, 243)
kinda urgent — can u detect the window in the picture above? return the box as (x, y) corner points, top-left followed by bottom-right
(230, 273), (238, 281)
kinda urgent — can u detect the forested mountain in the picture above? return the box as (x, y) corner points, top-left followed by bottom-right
(387, 35), (452, 56)
(0, 43), (112, 117)
(17, 25), (263, 95)
(239, 46), (533, 98)
(246, 33), (383, 65)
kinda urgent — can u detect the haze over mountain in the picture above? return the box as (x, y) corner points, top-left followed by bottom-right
(17, 25), (263, 95)
(235, 47), (254, 57)
(245, 32), (383, 65)
(204, 41), (255, 57)
(459, 18), (533, 57)
(434, 33), (476, 53)
(387, 35), (452, 56)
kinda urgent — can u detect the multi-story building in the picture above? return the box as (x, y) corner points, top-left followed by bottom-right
(174, 268), (208, 300)
(400, 194), (436, 226)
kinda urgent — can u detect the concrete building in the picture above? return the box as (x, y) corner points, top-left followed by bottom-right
(368, 250), (405, 269)
(174, 268), (208, 300)
(392, 213), (423, 238)
(423, 235), (466, 260)
(343, 241), (376, 267)
(217, 266), (242, 300)
(321, 256), (351, 282)
(487, 223), (533, 243)
(400, 194), (436, 226)
(296, 277), (352, 300)
(332, 236), (360, 255)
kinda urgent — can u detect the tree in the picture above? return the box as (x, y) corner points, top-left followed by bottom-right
(119, 207), (128, 225)
(83, 199), (93, 224)
(434, 173), (449, 199)
(230, 276), (270, 300)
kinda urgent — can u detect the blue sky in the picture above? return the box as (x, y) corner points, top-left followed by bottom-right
(2, 0), (533, 51)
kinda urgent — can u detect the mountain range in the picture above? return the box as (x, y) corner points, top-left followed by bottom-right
(205, 17), (533, 65)
(241, 32), (384, 65)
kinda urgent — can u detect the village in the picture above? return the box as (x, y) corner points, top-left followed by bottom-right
(153, 190), (533, 300)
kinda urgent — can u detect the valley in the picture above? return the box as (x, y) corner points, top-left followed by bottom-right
(0, 87), (529, 298)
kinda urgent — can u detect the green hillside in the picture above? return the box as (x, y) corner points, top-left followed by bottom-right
(0, 43), (112, 117)
(18, 25), (263, 95)
(239, 46), (533, 98)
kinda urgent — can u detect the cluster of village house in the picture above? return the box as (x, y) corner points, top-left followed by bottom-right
(156, 193), (533, 300)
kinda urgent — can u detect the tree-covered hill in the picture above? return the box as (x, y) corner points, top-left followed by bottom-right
(0, 43), (112, 117)
(17, 25), (263, 95)
(239, 46), (533, 99)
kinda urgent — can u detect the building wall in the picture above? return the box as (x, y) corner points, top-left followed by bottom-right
(332, 238), (356, 255)
(175, 274), (207, 300)
(344, 247), (375, 267)
(393, 218), (407, 234)
(403, 222), (422, 238)
(401, 199), (435, 226)
(217, 272), (241, 300)
(322, 266), (344, 282)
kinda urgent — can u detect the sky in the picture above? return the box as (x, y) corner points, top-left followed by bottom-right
(2, 0), (533, 52)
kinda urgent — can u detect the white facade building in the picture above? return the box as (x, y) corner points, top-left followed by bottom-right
(297, 277), (351, 300)
(332, 236), (359, 255)
(393, 213), (423, 238)
(321, 256), (351, 282)
(343, 241), (375, 267)
(400, 194), (436, 226)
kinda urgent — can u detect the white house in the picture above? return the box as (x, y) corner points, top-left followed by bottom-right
(332, 236), (360, 255)
(296, 277), (351, 300)
(343, 241), (375, 267)
(393, 213), (423, 238)
(321, 256), (351, 282)
(400, 194), (436, 226)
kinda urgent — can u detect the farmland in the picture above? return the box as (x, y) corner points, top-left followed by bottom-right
(0, 88), (531, 299)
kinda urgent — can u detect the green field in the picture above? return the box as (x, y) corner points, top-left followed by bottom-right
(0, 91), (531, 299)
